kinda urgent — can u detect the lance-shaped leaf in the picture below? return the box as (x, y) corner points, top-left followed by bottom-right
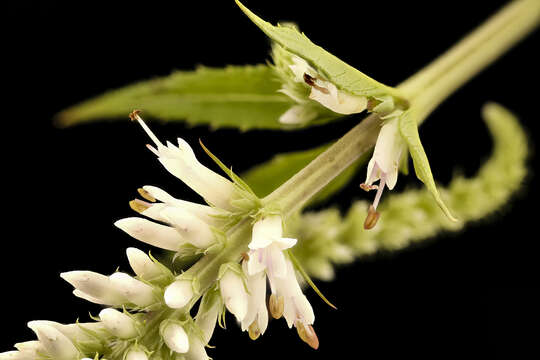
(57, 65), (296, 130)
(235, 1), (408, 109)
(242, 143), (367, 205)
(398, 110), (457, 221)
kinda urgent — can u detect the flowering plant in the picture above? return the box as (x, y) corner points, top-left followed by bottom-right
(2, 0), (537, 359)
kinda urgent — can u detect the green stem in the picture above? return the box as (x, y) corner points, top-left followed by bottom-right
(182, 0), (539, 297)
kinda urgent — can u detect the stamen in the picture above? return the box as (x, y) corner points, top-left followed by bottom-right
(269, 294), (284, 319)
(137, 188), (156, 202)
(146, 144), (160, 157)
(360, 183), (378, 192)
(130, 110), (163, 149)
(372, 174), (387, 210)
(303, 73), (330, 94)
(296, 321), (319, 350)
(241, 252), (250, 262)
(129, 199), (151, 214)
(363, 205), (380, 230)
(248, 321), (261, 340)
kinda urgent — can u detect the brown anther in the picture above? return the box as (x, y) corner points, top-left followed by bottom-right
(303, 73), (330, 94)
(241, 252), (250, 262)
(269, 294), (284, 319)
(129, 199), (150, 214)
(296, 321), (319, 350)
(360, 183), (379, 192)
(363, 205), (380, 230)
(129, 109), (142, 121)
(137, 188), (156, 202)
(248, 321), (261, 340)
(367, 98), (378, 111)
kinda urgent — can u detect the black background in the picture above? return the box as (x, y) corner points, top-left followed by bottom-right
(3, 0), (539, 355)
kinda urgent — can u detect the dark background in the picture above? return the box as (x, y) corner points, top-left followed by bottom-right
(3, 0), (539, 355)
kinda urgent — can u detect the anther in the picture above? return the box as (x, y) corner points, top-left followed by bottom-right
(241, 252), (250, 262)
(303, 73), (330, 94)
(248, 321), (260, 340)
(363, 205), (380, 230)
(296, 321), (319, 350)
(137, 188), (156, 202)
(269, 294), (284, 319)
(360, 183), (378, 192)
(129, 199), (151, 214)
(129, 109), (142, 121)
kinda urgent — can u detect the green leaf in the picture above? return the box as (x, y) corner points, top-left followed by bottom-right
(235, 1), (408, 108)
(398, 110), (457, 221)
(242, 143), (366, 205)
(56, 65), (296, 131)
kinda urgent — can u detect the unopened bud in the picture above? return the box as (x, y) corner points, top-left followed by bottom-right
(126, 348), (148, 360)
(248, 321), (260, 340)
(161, 322), (189, 354)
(295, 321), (319, 350)
(363, 205), (380, 230)
(269, 294), (284, 319)
(99, 308), (138, 339)
(164, 279), (194, 309)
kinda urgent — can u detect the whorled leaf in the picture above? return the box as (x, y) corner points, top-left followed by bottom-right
(57, 65), (296, 130)
(235, 0), (408, 109)
(398, 110), (457, 221)
(242, 143), (367, 205)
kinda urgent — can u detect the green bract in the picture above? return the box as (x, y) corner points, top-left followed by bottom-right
(235, 0), (408, 111)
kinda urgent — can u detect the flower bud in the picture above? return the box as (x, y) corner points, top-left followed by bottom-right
(99, 308), (138, 339)
(164, 279), (193, 309)
(126, 248), (162, 280)
(125, 348), (148, 360)
(161, 322), (190, 354)
(27, 321), (105, 343)
(109, 272), (156, 307)
(219, 269), (248, 322)
(0, 351), (35, 360)
(60, 271), (125, 306)
(160, 207), (215, 248)
(27, 323), (79, 360)
(114, 217), (185, 251)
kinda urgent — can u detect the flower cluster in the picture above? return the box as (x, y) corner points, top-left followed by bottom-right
(0, 112), (317, 360)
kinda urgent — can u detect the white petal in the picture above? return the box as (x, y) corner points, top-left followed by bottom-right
(0, 351), (34, 360)
(185, 337), (209, 360)
(278, 105), (317, 125)
(276, 237), (297, 250)
(99, 308), (138, 339)
(164, 280), (194, 309)
(125, 349), (148, 360)
(126, 248), (162, 280)
(294, 294), (315, 325)
(114, 217), (185, 251)
(14, 341), (43, 353)
(219, 271), (248, 322)
(109, 272), (155, 307)
(28, 324), (79, 360)
(257, 304), (269, 335)
(60, 271), (125, 306)
(27, 321), (104, 343)
(142, 186), (222, 225)
(309, 82), (367, 115)
(249, 215), (283, 250)
(160, 207), (215, 248)
(268, 244), (287, 278)
(246, 249), (266, 275)
(162, 323), (190, 354)
(72, 290), (108, 305)
(241, 263), (266, 331)
(370, 117), (406, 190)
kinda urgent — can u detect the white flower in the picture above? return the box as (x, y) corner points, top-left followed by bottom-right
(219, 268), (248, 322)
(60, 271), (126, 306)
(125, 348), (148, 360)
(360, 116), (406, 228)
(126, 247), (162, 281)
(279, 55), (367, 122)
(131, 111), (235, 211)
(164, 279), (194, 309)
(26, 321), (104, 344)
(109, 272), (156, 308)
(240, 262), (268, 340)
(27, 323), (79, 360)
(161, 322), (190, 354)
(114, 217), (187, 251)
(246, 215), (297, 278)
(99, 308), (138, 339)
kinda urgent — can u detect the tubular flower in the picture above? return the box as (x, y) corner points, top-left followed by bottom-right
(360, 116), (407, 229)
(278, 55), (368, 124)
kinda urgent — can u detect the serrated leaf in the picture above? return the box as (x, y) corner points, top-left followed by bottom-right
(235, 1), (407, 107)
(57, 65), (296, 130)
(242, 143), (366, 205)
(398, 111), (457, 221)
